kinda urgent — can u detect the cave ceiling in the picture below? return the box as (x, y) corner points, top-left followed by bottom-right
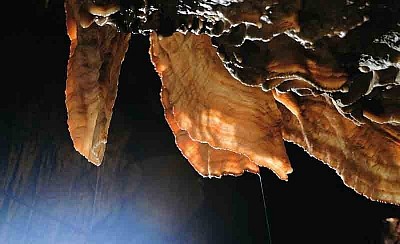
(64, 0), (400, 205)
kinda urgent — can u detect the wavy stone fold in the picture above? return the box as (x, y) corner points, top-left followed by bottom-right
(150, 33), (292, 179)
(65, 0), (130, 164)
(276, 92), (400, 204)
(149, 33), (400, 204)
(64, 0), (400, 205)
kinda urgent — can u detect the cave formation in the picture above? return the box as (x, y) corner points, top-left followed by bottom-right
(65, 0), (400, 205)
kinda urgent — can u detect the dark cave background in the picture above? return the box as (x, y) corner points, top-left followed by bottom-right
(0, 1), (399, 243)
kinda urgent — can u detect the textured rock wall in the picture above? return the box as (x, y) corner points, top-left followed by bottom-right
(1, 2), (400, 243)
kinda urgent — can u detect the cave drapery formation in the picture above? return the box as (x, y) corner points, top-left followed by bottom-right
(65, 0), (400, 205)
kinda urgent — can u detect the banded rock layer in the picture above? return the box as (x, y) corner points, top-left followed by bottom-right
(64, 0), (400, 205)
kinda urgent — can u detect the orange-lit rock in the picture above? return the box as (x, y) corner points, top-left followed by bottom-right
(218, 34), (348, 92)
(65, 0), (131, 165)
(149, 32), (400, 205)
(277, 93), (400, 204)
(63, 0), (400, 205)
(161, 88), (259, 177)
(150, 33), (292, 180)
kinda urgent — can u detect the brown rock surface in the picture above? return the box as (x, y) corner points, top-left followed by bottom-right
(277, 93), (400, 204)
(1, 1), (400, 242)
(149, 32), (400, 204)
(65, 0), (131, 165)
(63, 0), (400, 205)
(150, 32), (292, 180)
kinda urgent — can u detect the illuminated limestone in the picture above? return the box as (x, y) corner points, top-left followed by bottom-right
(64, 0), (400, 205)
